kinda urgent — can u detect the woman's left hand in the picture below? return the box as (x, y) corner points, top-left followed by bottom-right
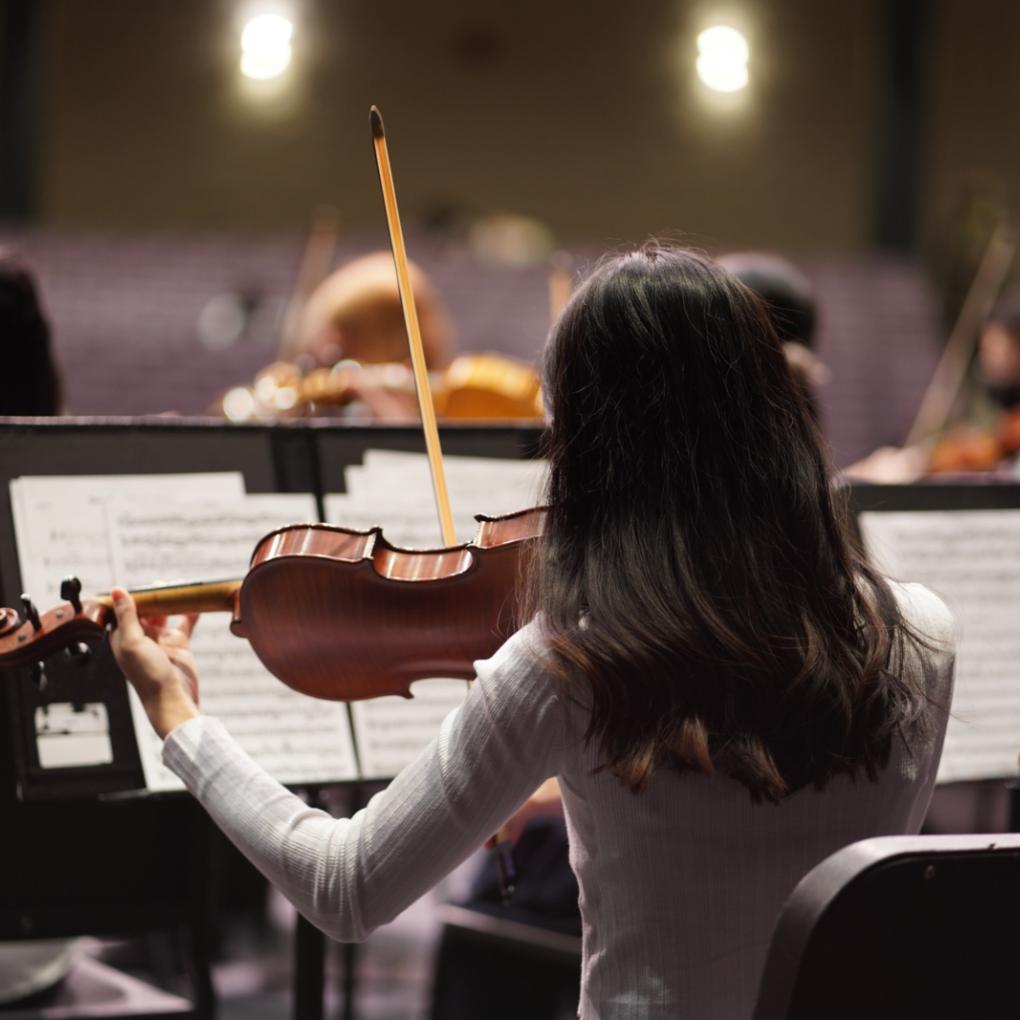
(108, 588), (201, 740)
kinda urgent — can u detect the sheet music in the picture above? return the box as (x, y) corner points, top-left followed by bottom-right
(351, 679), (469, 779)
(9, 473), (244, 606)
(327, 449), (547, 548)
(325, 449), (544, 777)
(859, 509), (1020, 782)
(357, 448), (548, 509)
(108, 494), (359, 792)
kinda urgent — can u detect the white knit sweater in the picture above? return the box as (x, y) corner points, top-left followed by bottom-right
(163, 581), (955, 1019)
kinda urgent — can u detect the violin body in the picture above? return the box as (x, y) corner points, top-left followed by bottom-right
(233, 507), (542, 700)
(0, 508), (545, 703)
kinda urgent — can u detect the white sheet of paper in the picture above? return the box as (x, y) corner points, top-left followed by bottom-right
(34, 702), (112, 768)
(352, 449), (548, 513)
(9, 473), (244, 606)
(108, 494), (359, 792)
(859, 509), (1020, 782)
(350, 679), (470, 779)
(324, 449), (543, 777)
(328, 449), (547, 548)
(9, 473), (246, 774)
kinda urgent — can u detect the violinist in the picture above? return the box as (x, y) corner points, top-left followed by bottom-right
(233, 251), (455, 422)
(296, 252), (453, 372)
(436, 251), (830, 1012)
(848, 290), (1020, 481)
(221, 249), (543, 422)
(110, 243), (954, 1020)
(719, 251), (826, 425)
(973, 291), (1020, 421)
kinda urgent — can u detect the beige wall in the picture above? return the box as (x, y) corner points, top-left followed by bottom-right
(37, 0), (887, 250)
(922, 0), (1020, 245)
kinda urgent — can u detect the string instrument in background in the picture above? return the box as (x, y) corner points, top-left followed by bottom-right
(276, 205), (341, 365)
(925, 404), (1020, 473)
(216, 351), (544, 422)
(908, 220), (1017, 474)
(849, 221), (1018, 481)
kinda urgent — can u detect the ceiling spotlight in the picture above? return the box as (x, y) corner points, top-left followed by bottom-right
(240, 13), (294, 81)
(696, 25), (749, 93)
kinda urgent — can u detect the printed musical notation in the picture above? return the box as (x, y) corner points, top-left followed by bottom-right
(327, 449), (546, 776)
(860, 509), (1020, 782)
(107, 494), (359, 791)
(9, 474), (358, 792)
(10, 448), (545, 790)
(9, 473), (245, 606)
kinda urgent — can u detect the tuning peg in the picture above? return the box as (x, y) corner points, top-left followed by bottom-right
(31, 662), (47, 693)
(63, 642), (92, 668)
(20, 595), (41, 633)
(60, 576), (83, 615)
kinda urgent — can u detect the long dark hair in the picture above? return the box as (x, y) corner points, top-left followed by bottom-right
(533, 243), (927, 802)
(0, 252), (63, 415)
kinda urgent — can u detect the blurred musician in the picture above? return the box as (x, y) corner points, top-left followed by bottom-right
(0, 251), (63, 416)
(848, 290), (1020, 481)
(975, 290), (1020, 413)
(220, 251), (454, 423)
(0, 251), (75, 1006)
(219, 250), (541, 423)
(294, 251), (454, 372)
(719, 252), (826, 424)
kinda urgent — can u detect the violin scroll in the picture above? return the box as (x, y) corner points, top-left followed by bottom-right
(0, 579), (109, 673)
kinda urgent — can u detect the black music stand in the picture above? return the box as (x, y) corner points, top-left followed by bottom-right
(0, 417), (543, 1020)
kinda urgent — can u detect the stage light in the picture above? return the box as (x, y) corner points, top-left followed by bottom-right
(240, 13), (294, 81)
(696, 25), (749, 93)
(222, 386), (257, 422)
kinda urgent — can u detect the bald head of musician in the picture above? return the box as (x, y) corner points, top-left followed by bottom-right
(295, 252), (455, 371)
(979, 291), (1020, 407)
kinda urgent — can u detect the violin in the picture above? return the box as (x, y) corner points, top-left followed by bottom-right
(0, 508), (544, 701)
(217, 352), (544, 423)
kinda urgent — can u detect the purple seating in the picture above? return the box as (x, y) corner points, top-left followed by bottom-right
(0, 229), (941, 466)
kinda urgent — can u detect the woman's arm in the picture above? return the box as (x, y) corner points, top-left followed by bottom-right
(112, 592), (566, 942)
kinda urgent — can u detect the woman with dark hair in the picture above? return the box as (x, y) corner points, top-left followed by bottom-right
(0, 251), (63, 415)
(110, 243), (954, 1019)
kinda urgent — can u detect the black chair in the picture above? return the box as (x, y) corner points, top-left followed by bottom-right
(754, 834), (1020, 1020)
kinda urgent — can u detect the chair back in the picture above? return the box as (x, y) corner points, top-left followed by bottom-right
(753, 834), (1020, 1020)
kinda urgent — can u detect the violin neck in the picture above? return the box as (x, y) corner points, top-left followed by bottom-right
(95, 579), (243, 616)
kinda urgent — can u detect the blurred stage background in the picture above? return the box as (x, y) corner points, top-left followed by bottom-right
(2, 0), (1018, 464)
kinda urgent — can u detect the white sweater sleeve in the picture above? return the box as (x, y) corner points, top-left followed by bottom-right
(161, 624), (566, 943)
